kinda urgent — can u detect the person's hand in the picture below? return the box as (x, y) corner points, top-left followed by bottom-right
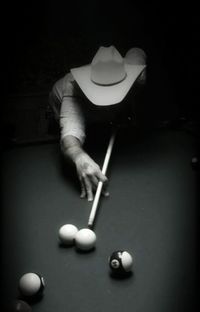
(75, 152), (109, 201)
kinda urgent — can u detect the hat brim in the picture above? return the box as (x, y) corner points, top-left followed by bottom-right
(71, 64), (146, 106)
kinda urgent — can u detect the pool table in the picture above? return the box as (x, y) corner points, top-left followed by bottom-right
(1, 125), (198, 312)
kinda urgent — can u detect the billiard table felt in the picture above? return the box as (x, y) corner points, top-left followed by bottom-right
(1, 127), (198, 312)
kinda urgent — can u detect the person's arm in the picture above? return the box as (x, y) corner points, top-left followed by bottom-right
(60, 97), (108, 201)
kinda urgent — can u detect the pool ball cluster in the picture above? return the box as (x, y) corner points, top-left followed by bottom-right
(59, 224), (133, 275)
(58, 224), (96, 251)
(9, 224), (133, 311)
(11, 253), (132, 311)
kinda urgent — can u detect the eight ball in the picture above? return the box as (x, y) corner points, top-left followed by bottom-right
(109, 250), (133, 275)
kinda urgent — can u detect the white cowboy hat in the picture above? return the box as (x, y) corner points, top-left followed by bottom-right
(71, 46), (146, 106)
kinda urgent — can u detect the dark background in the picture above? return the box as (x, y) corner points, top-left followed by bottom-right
(1, 0), (199, 150)
(2, 1), (200, 116)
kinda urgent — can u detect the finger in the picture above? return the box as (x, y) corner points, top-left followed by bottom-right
(91, 176), (109, 197)
(102, 183), (109, 197)
(102, 189), (110, 197)
(80, 179), (86, 198)
(96, 171), (108, 183)
(83, 176), (93, 201)
(90, 175), (99, 189)
(95, 174), (109, 196)
(78, 174), (86, 198)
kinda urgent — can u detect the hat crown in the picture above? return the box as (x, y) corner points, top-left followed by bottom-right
(91, 46), (126, 85)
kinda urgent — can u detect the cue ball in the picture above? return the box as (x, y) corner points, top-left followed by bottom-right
(18, 273), (45, 298)
(9, 299), (32, 311)
(109, 251), (133, 275)
(75, 228), (96, 251)
(58, 224), (78, 245)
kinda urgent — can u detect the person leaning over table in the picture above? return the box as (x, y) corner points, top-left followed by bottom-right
(49, 46), (146, 201)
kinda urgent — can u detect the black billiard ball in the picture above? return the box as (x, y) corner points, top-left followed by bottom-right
(109, 250), (133, 275)
(18, 273), (45, 299)
(8, 299), (32, 311)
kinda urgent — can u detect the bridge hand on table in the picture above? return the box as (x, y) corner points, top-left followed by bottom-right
(75, 152), (109, 201)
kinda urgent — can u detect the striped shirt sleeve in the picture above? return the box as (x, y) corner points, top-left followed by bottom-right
(59, 73), (86, 144)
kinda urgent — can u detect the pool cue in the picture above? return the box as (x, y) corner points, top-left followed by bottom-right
(88, 130), (116, 228)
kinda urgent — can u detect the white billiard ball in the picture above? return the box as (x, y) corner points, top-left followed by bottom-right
(75, 228), (96, 251)
(18, 273), (45, 298)
(58, 224), (78, 245)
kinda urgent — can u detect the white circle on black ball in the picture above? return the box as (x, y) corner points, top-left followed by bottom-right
(111, 259), (120, 269)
